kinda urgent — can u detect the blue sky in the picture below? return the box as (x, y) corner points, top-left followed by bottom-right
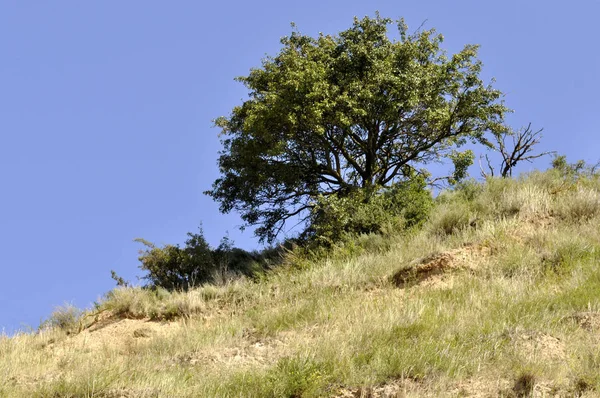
(1, 1), (598, 333)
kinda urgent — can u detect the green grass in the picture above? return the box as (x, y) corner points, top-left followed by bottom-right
(3, 170), (600, 397)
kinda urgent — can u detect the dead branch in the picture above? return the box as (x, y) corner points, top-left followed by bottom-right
(479, 154), (495, 179)
(485, 124), (555, 178)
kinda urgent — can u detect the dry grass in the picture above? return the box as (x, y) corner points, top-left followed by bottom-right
(2, 171), (600, 397)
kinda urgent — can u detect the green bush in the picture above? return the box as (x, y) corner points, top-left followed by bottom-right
(547, 155), (600, 193)
(135, 228), (272, 291)
(136, 229), (215, 291)
(552, 155), (588, 180)
(307, 177), (433, 245)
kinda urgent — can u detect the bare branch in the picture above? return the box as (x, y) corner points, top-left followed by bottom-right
(478, 154), (495, 179)
(488, 124), (555, 178)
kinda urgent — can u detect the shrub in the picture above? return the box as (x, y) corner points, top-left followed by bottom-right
(134, 228), (271, 291)
(211, 236), (266, 283)
(308, 177), (433, 245)
(40, 304), (82, 334)
(385, 177), (434, 228)
(136, 227), (217, 291)
(552, 155), (588, 180)
(547, 155), (600, 194)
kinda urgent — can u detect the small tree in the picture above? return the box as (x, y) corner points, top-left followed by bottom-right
(548, 155), (600, 194)
(208, 14), (508, 242)
(551, 155), (600, 178)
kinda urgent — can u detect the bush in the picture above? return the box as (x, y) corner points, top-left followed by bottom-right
(552, 155), (588, 180)
(40, 304), (82, 334)
(546, 155), (600, 193)
(307, 177), (433, 245)
(135, 228), (272, 291)
(136, 228), (215, 291)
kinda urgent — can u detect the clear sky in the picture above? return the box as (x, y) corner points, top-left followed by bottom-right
(1, 1), (598, 334)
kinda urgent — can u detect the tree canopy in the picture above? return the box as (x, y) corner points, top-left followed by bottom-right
(207, 14), (509, 242)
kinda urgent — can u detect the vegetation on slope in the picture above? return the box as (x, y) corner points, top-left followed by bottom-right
(207, 14), (515, 244)
(2, 166), (600, 397)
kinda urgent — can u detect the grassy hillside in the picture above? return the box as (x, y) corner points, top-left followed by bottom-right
(3, 170), (600, 397)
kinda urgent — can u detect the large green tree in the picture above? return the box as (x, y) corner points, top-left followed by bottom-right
(208, 15), (509, 242)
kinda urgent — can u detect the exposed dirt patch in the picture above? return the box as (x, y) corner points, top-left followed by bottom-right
(79, 308), (120, 333)
(510, 330), (566, 362)
(166, 329), (298, 370)
(499, 379), (560, 398)
(509, 215), (558, 244)
(102, 387), (162, 398)
(335, 378), (421, 398)
(569, 311), (600, 331)
(336, 377), (517, 397)
(45, 318), (181, 357)
(523, 214), (556, 227)
(391, 243), (491, 288)
(449, 377), (512, 397)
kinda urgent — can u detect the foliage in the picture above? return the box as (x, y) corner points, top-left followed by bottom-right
(207, 14), (508, 242)
(135, 228), (274, 291)
(551, 154), (599, 181)
(136, 227), (217, 291)
(447, 149), (475, 185)
(109, 270), (129, 287)
(307, 177), (433, 244)
(526, 154), (600, 196)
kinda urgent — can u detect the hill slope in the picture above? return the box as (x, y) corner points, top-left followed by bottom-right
(2, 171), (600, 397)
